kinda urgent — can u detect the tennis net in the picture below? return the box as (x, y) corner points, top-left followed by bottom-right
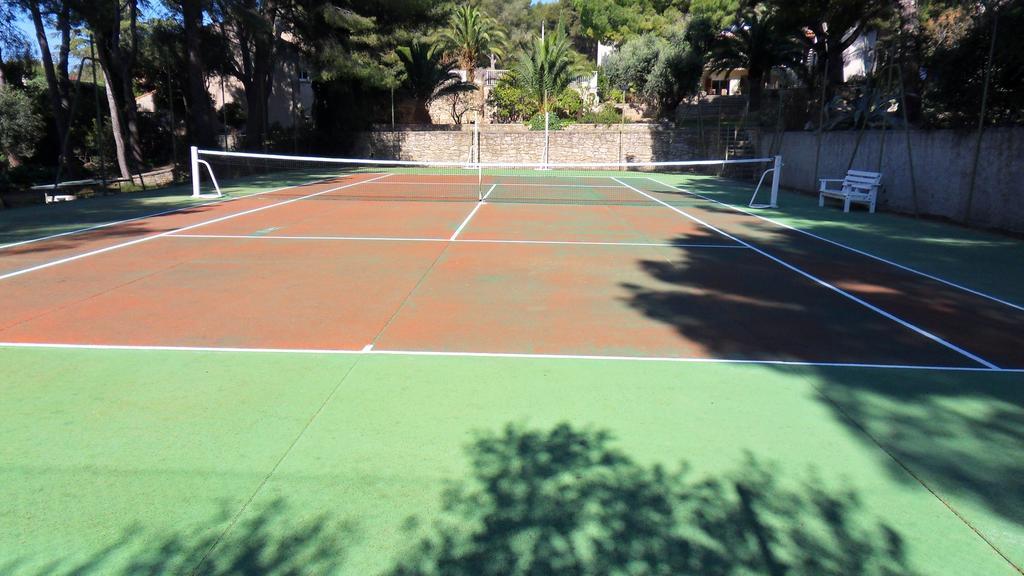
(191, 148), (782, 207)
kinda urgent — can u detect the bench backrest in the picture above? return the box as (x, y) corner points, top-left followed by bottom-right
(844, 170), (882, 187)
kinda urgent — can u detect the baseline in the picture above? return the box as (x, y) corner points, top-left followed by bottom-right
(0, 341), (1019, 373)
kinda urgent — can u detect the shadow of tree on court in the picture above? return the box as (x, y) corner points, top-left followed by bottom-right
(621, 238), (951, 365)
(388, 422), (920, 576)
(1, 423), (932, 575)
(2, 498), (353, 576)
(622, 225), (1024, 561)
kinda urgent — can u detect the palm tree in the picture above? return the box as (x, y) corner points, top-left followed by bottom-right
(511, 27), (575, 113)
(707, 6), (803, 112)
(396, 41), (477, 124)
(438, 5), (506, 85)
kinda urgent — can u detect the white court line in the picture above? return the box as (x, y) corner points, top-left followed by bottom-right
(0, 341), (1017, 372)
(612, 177), (1000, 370)
(449, 185), (496, 242)
(0, 174), (392, 282)
(0, 176), (344, 251)
(643, 176), (1024, 313)
(166, 233), (746, 249)
(451, 202), (486, 241)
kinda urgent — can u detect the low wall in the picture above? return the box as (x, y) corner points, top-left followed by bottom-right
(353, 124), (703, 165)
(760, 128), (1024, 233)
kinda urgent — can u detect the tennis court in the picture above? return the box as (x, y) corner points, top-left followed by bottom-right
(2, 152), (1023, 575)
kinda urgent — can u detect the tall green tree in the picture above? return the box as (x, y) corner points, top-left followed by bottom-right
(776, 0), (892, 92)
(510, 27), (576, 113)
(396, 41), (476, 124)
(438, 5), (506, 83)
(67, 0), (144, 178)
(18, 0), (73, 158)
(287, 0), (444, 140)
(706, 5), (804, 111)
(209, 0), (288, 150)
(0, 86), (44, 169)
(175, 0), (218, 148)
(604, 33), (703, 117)
(474, 0), (533, 53)
(438, 4), (506, 119)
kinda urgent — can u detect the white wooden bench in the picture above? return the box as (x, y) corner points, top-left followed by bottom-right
(818, 169), (882, 213)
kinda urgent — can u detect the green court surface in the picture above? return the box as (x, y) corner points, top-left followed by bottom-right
(2, 178), (1023, 575)
(2, 348), (1022, 575)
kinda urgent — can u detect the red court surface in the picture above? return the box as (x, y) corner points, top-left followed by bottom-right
(0, 176), (378, 275)
(1, 180), (1021, 370)
(371, 240), (975, 365)
(0, 237), (446, 349)
(457, 203), (738, 245)
(183, 198), (476, 239)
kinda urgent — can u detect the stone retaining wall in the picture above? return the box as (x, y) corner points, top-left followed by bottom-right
(353, 124), (705, 165)
(759, 128), (1024, 233)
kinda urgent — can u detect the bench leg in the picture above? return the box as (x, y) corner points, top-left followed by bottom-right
(843, 197), (851, 212)
(818, 193), (825, 208)
(869, 198), (876, 213)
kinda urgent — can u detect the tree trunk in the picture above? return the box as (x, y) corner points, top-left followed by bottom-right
(57, 5), (71, 107)
(412, 101), (431, 124)
(825, 39), (845, 91)
(27, 1), (69, 149)
(100, 65), (132, 179)
(92, 29), (143, 171)
(747, 69), (764, 112)
(244, 81), (267, 150)
(182, 0), (217, 148)
(898, 0), (922, 124)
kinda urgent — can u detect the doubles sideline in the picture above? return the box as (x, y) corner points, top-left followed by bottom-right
(642, 175), (1024, 313)
(611, 176), (1000, 370)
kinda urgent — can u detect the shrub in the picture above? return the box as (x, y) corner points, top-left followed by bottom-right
(553, 88), (585, 119)
(602, 33), (702, 118)
(0, 88), (44, 167)
(487, 76), (538, 123)
(580, 104), (623, 125)
(526, 112), (572, 131)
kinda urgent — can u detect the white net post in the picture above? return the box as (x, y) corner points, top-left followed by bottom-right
(477, 161), (484, 201)
(771, 155), (783, 207)
(190, 146), (201, 197)
(543, 111), (550, 168)
(474, 114), (480, 163)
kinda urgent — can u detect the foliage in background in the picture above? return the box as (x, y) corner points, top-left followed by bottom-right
(395, 41), (477, 124)
(705, 4), (805, 111)
(486, 75), (538, 123)
(526, 111), (573, 131)
(580, 103), (623, 124)
(0, 87), (44, 167)
(510, 27), (577, 113)
(825, 78), (902, 129)
(437, 4), (506, 83)
(921, 1), (1023, 127)
(285, 0), (447, 143)
(602, 33), (703, 118)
